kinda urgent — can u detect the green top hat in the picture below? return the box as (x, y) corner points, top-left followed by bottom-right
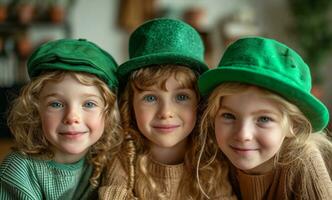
(117, 18), (209, 82)
(27, 38), (118, 91)
(198, 37), (329, 132)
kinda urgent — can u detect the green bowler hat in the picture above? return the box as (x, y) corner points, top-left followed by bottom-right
(27, 38), (118, 91)
(117, 18), (209, 81)
(198, 36), (329, 132)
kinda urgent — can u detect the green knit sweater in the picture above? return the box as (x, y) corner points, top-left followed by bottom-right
(0, 151), (97, 200)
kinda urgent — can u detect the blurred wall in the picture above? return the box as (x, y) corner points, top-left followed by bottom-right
(70, 0), (125, 63)
(71, 0), (331, 123)
(70, 0), (296, 64)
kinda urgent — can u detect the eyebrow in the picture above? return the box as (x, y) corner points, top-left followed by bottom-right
(40, 93), (59, 99)
(41, 93), (103, 100)
(138, 86), (194, 93)
(220, 105), (280, 116)
(252, 109), (280, 116)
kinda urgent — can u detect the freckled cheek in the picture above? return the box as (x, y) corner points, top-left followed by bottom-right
(135, 112), (152, 132)
(133, 105), (148, 118)
(86, 115), (106, 133)
(214, 121), (226, 134)
(86, 112), (104, 122)
(258, 135), (284, 150)
(133, 102), (152, 123)
(181, 107), (197, 126)
(214, 132), (221, 144)
(40, 112), (61, 129)
(214, 123), (229, 146)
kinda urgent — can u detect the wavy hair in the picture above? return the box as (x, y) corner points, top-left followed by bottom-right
(197, 83), (332, 198)
(119, 64), (208, 199)
(7, 71), (123, 187)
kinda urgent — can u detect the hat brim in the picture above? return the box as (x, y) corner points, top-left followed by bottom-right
(30, 62), (117, 90)
(198, 66), (329, 132)
(117, 52), (208, 81)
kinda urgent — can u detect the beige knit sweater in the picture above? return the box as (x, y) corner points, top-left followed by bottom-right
(99, 155), (236, 199)
(230, 148), (332, 200)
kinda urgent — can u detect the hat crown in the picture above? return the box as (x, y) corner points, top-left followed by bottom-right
(117, 18), (209, 81)
(129, 18), (205, 62)
(219, 37), (311, 92)
(28, 39), (118, 90)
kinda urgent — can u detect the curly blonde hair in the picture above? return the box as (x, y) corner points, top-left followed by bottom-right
(119, 64), (209, 199)
(197, 83), (332, 198)
(7, 70), (123, 187)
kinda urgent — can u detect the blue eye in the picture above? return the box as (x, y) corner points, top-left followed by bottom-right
(222, 113), (235, 120)
(176, 94), (189, 101)
(49, 102), (63, 108)
(143, 95), (157, 102)
(258, 116), (273, 123)
(84, 101), (96, 108)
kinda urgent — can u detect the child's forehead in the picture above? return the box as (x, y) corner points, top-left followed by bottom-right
(219, 87), (285, 112)
(43, 74), (89, 86)
(39, 78), (103, 101)
(220, 86), (275, 101)
(137, 78), (193, 91)
(40, 74), (101, 93)
(43, 71), (95, 83)
(134, 70), (195, 86)
(219, 96), (282, 119)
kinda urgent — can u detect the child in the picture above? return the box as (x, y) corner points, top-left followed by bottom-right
(0, 38), (122, 199)
(99, 18), (236, 199)
(197, 36), (332, 199)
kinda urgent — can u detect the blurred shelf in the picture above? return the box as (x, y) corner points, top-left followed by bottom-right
(0, 21), (71, 36)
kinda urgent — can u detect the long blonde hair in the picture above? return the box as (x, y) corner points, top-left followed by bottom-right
(7, 71), (123, 187)
(197, 83), (332, 198)
(119, 64), (207, 199)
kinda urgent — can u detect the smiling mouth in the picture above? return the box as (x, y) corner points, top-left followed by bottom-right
(230, 146), (258, 152)
(59, 131), (87, 135)
(152, 125), (180, 133)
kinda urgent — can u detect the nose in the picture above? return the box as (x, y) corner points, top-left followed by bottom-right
(157, 101), (174, 119)
(63, 106), (80, 125)
(234, 121), (254, 142)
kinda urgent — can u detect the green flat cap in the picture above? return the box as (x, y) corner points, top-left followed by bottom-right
(117, 18), (209, 82)
(27, 38), (118, 91)
(198, 36), (329, 132)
